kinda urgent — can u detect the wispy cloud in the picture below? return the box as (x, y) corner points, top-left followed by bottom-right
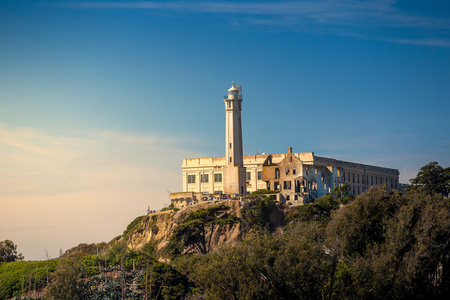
(55, 0), (450, 47)
(0, 124), (203, 260)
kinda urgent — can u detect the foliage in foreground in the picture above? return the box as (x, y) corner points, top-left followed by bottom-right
(0, 259), (58, 299)
(177, 184), (450, 299)
(44, 240), (188, 300)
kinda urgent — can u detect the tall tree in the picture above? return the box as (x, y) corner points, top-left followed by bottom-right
(0, 240), (23, 262)
(410, 161), (449, 197)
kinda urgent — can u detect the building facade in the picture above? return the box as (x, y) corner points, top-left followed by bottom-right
(178, 147), (399, 204)
(170, 83), (400, 208)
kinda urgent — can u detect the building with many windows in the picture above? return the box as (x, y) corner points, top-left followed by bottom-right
(170, 83), (400, 207)
(175, 147), (399, 205)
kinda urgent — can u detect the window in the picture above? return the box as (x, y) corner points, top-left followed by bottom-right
(376, 176), (378, 184)
(188, 175), (196, 184)
(275, 168), (280, 179)
(315, 168), (317, 175)
(371, 176), (373, 185)
(257, 171), (263, 181)
(285, 167), (289, 175)
(337, 169), (340, 178)
(274, 182), (280, 190)
(229, 143), (232, 148)
(284, 181), (291, 189)
(286, 195), (290, 201)
(294, 195), (298, 200)
(246, 172), (251, 181)
(214, 173), (222, 182)
(306, 168), (309, 175)
(201, 174), (209, 183)
(353, 173), (355, 183)
(343, 172), (346, 181)
(293, 167), (297, 175)
(348, 172), (350, 182)
(321, 175), (324, 182)
(357, 174), (360, 184)
(362, 175), (365, 184)
(230, 157), (232, 163)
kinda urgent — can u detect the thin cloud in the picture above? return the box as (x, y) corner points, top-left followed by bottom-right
(55, 1), (450, 47)
(393, 38), (450, 48)
(60, 1), (449, 28)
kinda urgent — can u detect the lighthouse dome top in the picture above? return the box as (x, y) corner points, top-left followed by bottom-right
(228, 82), (239, 92)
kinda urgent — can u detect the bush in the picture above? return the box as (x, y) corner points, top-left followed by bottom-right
(123, 216), (145, 236)
(0, 260), (58, 299)
(250, 189), (280, 195)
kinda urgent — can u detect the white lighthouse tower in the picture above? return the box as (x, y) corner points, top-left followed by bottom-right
(223, 82), (246, 195)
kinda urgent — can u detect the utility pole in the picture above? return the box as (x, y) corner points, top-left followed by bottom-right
(44, 249), (50, 285)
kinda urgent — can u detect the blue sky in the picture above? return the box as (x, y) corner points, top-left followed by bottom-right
(1, 0), (449, 260)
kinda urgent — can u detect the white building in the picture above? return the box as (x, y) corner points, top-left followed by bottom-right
(171, 83), (400, 207)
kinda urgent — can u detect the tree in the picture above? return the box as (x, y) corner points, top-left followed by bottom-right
(168, 204), (240, 256)
(410, 162), (449, 197)
(141, 262), (187, 300)
(0, 240), (23, 263)
(185, 224), (330, 300)
(44, 256), (83, 300)
(287, 184), (353, 226)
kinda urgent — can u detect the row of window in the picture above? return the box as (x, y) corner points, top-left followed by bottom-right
(246, 171), (263, 181)
(343, 172), (397, 189)
(188, 171), (264, 184)
(188, 173), (223, 184)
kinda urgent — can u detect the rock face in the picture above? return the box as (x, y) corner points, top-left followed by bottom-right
(125, 199), (293, 257)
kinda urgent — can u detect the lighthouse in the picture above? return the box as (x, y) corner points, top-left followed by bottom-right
(223, 82), (246, 195)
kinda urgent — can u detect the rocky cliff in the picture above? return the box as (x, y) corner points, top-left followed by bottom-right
(124, 199), (293, 257)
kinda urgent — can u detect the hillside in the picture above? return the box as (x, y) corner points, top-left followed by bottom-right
(1, 162), (448, 299)
(122, 198), (293, 258)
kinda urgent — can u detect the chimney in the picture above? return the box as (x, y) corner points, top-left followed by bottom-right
(287, 147), (292, 154)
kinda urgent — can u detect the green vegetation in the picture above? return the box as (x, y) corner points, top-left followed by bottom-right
(0, 240), (23, 262)
(409, 161), (449, 197)
(175, 183), (450, 299)
(141, 262), (188, 299)
(123, 215), (146, 236)
(62, 242), (107, 258)
(0, 259), (58, 299)
(45, 241), (159, 299)
(250, 189), (280, 195)
(241, 196), (276, 230)
(287, 184), (353, 226)
(2, 163), (448, 299)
